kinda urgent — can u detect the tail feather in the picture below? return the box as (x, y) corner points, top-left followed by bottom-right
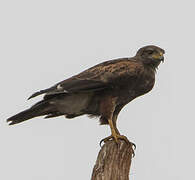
(27, 87), (55, 100)
(7, 100), (54, 125)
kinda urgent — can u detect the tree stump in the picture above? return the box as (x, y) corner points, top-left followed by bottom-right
(91, 139), (135, 180)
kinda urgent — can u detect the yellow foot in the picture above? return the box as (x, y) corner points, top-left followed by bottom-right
(99, 135), (136, 156)
(100, 134), (132, 147)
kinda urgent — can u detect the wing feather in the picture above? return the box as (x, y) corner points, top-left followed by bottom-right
(28, 58), (142, 100)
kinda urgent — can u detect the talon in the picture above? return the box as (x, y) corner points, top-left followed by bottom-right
(99, 135), (112, 147)
(129, 142), (136, 157)
(99, 139), (103, 147)
(131, 142), (136, 150)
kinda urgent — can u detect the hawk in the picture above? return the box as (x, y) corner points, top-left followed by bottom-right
(7, 45), (165, 143)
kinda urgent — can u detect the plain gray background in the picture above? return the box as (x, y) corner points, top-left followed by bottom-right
(0, 0), (194, 179)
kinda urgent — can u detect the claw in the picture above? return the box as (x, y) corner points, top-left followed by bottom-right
(131, 142), (136, 150)
(99, 135), (112, 147)
(129, 142), (136, 157)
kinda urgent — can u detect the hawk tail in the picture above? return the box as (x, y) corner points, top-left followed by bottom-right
(7, 100), (54, 125)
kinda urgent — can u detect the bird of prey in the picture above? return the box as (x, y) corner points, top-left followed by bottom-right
(7, 45), (165, 143)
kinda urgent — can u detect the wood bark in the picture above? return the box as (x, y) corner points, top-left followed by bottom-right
(91, 140), (135, 180)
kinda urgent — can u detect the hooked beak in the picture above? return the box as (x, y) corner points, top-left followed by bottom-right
(159, 52), (164, 63)
(152, 52), (164, 63)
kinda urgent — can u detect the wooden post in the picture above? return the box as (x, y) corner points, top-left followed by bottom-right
(91, 139), (135, 180)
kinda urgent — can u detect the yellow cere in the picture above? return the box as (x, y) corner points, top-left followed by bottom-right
(159, 52), (163, 56)
(152, 51), (164, 59)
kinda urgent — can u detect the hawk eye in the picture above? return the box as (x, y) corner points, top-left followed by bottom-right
(147, 50), (153, 54)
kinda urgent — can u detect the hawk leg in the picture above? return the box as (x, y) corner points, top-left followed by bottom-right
(100, 119), (130, 146)
(99, 97), (130, 146)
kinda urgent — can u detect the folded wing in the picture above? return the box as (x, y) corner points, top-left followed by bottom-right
(28, 58), (141, 100)
(28, 78), (109, 100)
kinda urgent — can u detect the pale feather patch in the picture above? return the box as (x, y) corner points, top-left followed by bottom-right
(57, 84), (68, 93)
(57, 84), (63, 90)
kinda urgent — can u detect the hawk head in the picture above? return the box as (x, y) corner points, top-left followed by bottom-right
(136, 45), (165, 68)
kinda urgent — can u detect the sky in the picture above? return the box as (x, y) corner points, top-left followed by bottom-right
(0, 0), (194, 179)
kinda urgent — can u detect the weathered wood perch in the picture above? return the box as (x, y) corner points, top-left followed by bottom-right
(91, 139), (135, 180)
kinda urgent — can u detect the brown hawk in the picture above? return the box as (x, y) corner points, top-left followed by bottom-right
(7, 45), (165, 143)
